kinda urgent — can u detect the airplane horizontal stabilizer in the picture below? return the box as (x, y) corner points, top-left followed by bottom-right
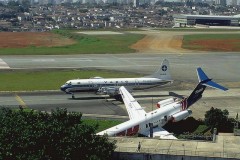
(204, 80), (228, 91)
(197, 67), (228, 91)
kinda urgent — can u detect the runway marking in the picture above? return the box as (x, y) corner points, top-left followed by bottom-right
(32, 59), (55, 62)
(118, 57), (160, 60)
(0, 58), (10, 69)
(66, 58), (92, 61)
(15, 94), (27, 108)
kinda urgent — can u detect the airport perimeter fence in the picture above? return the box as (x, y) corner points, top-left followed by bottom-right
(114, 147), (240, 159)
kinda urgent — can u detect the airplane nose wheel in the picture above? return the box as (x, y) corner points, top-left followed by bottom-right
(71, 93), (75, 99)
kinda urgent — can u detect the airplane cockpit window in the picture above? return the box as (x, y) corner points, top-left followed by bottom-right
(65, 82), (72, 85)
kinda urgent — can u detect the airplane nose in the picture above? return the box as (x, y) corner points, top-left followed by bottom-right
(60, 85), (66, 92)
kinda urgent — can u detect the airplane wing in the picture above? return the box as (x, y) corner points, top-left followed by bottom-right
(140, 127), (177, 139)
(119, 86), (146, 120)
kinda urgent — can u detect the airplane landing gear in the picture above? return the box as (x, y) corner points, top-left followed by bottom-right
(71, 93), (75, 99)
(114, 94), (123, 102)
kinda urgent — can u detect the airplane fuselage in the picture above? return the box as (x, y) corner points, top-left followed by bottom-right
(61, 77), (171, 94)
(97, 101), (186, 136)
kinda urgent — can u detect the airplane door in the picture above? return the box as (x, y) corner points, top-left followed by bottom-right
(115, 80), (119, 86)
(89, 81), (94, 90)
(135, 79), (139, 88)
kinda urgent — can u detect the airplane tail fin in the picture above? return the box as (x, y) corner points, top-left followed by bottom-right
(183, 68), (228, 109)
(146, 59), (172, 80)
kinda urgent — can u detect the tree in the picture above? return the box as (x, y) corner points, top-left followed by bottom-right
(158, 9), (167, 16)
(0, 107), (116, 160)
(204, 107), (233, 132)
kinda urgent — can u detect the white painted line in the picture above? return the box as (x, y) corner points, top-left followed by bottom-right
(0, 58), (10, 69)
(66, 58), (92, 61)
(32, 59), (55, 62)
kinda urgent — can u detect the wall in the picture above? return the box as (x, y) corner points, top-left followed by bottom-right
(112, 152), (237, 160)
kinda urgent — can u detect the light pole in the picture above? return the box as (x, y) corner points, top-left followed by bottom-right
(182, 144), (185, 160)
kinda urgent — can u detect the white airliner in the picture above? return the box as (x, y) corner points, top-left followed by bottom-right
(60, 59), (172, 99)
(97, 68), (228, 139)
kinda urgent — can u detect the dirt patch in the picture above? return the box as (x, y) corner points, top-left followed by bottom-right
(0, 32), (75, 48)
(130, 32), (189, 53)
(188, 39), (240, 51)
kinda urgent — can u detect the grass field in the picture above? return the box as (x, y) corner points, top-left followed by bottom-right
(0, 69), (141, 91)
(0, 30), (145, 55)
(182, 34), (240, 51)
(82, 119), (123, 133)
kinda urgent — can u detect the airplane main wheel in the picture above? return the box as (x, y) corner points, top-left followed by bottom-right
(114, 95), (123, 102)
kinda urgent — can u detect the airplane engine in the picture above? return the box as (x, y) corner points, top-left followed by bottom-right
(172, 110), (192, 122)
(97, 86), (119, 96)
(157, 98), (176, 108)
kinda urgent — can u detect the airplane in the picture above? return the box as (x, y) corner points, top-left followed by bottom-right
(97, 67), (228, 139)
(60, 59), (172, 99)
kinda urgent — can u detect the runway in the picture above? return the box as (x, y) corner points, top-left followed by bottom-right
(1, 52), (240, 83)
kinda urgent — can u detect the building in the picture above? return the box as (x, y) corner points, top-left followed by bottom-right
(173, 14), (240, 27)
(133, 0), (140, 7)
(215, 0), (226, 6)
(231, 0), (238, 6)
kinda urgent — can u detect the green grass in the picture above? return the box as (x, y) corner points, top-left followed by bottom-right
(0, 30), (145, 55)
(82, 119), (123, 133)
(193, 125), (209, 134)
(9, 109), (123, 133)
(0, 69), (142, 91)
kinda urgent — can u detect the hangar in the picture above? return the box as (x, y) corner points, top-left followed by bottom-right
(173, 14), (240, 27)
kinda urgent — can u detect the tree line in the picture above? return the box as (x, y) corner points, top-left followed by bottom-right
(0, 107), (115, 160)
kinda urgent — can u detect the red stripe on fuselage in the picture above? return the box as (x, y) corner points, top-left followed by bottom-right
(116, 125), (140, 136)
(181, 98), (187, 111)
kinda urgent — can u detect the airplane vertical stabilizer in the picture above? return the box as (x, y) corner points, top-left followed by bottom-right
(146, 59), (171, 80)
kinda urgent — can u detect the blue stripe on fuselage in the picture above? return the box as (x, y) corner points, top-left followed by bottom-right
(60, 81), (169, 93)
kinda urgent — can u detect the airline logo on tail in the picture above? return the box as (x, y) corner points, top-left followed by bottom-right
(195, 88), (204, 94)
(162, 65), (167, 72)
